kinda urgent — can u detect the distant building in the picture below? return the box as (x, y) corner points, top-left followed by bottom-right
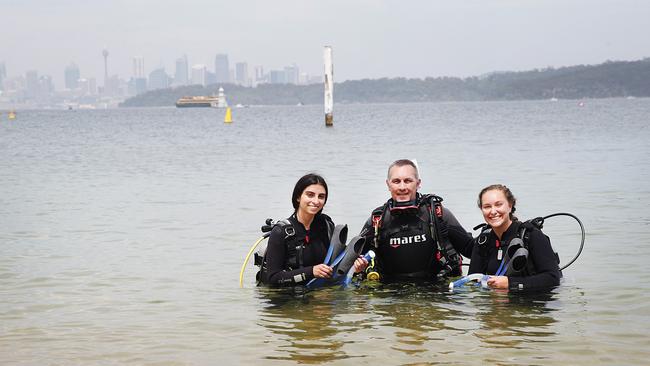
(0, 62), (6, 91)
(269, 70), (286, 84)
(149, 68), (170, 90)
(128, 77), (147, 96)
(64, 63), (80, 90)
(214, 54), (229, 83)
(133, 56), (145, 78)
(102, 48), (109, 87)
(105, 75), (122, 96)
(191, 64), (207, 86)
(39, 75), (54, 96)
(299, 72), (309, 85)
(174, 55), (188, 86)
(132, 56), (147, 94)
(205, 71), (216, 86)
(78, 77), (97, 95)
(284, 64), (299, 85)
(236, 62), (249, 86)
(253, 65), (265, 86)
(25, 70), (39, 98)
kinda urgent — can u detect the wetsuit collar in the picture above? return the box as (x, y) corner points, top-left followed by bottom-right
(491, 220), (518, 242)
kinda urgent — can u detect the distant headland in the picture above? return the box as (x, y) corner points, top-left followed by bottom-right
(120, 58), (650, 107)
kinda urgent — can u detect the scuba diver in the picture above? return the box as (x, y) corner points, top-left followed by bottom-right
(257, 173), (366, 287)
(358, 159), (475, 282)
(468, 184), (562, 291)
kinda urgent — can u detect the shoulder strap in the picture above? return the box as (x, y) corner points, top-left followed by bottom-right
(474, 223), (492, 258)
(518, 217), (540, 241)
(321, 214), (335, 243)
(370, 202), (390, 248)
(424, 195), (462, 278)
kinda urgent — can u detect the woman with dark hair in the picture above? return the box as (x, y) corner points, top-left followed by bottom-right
(468, 184), (561, 291)
(260, 174), (339, 286)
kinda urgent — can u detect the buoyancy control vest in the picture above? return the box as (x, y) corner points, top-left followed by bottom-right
(369, 194), (463, 279)
(474, 218), (560, 276)
(255, 215), (334, 285)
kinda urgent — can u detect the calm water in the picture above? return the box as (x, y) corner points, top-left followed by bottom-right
(1, 100), (649, 365)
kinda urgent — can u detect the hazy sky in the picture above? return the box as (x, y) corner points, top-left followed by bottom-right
(2, 0), (649, 88)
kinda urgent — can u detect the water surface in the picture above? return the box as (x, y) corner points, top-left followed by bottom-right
(1, 99), (649, 364)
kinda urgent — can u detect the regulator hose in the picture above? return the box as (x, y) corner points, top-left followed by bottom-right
(239, 233), (270, 288)
(541, 212), (585, 271)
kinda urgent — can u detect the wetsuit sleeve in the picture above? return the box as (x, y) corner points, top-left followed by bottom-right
(442, 207), (475, 258)
(468, 241), (487, 274)
(508, 230), (561, 291)
(264, 227), (315, 286)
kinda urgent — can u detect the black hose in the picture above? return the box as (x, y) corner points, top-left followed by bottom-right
(542, 212), (585, 271)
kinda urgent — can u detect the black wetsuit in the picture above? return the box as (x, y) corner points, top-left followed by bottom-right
(262, 213), (332, 286)
(468, 220), (561, 291)
(360, 195), (474, 280)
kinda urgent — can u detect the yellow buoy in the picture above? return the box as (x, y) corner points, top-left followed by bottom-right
(8, 110), (16, 120)
(224, 107), (232, 123)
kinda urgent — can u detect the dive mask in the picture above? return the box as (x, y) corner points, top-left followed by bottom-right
(388, 198), (419, 216)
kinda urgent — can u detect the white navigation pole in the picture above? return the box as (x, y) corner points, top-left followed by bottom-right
(324, 46), (334, 127)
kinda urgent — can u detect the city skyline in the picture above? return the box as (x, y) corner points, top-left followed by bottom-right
(0, 51), (323, 109)
(0, 51), (318, 91)
(3, 1), (649, 90)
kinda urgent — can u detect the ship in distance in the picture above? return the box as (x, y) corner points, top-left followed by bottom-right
(176, 87), (228, 108)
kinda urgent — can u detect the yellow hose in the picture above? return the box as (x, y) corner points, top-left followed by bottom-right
(239, 235), (268, 288)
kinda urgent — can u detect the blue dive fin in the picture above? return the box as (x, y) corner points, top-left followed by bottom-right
(306, 235), (365, 289)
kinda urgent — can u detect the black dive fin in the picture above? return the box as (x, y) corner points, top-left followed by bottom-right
(324, 224), (348, 266)
(333, 235), (365, 279)
(505, 247), (529, 276)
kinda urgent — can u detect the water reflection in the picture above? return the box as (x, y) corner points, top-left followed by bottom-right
(363, 282), (465, 356)
(256, 282), (472, 362)
(257, 287), (348, 364)
(473, 290), (559, 349)
(256, 282), (562, 363)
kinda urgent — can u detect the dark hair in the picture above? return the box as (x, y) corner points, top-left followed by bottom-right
(387, 159), (419, 179)
(477, 184), (518, 221)
(292, 173), (328, 211)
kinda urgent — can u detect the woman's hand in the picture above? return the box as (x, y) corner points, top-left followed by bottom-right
(353, 256), (369, 273)
(487, 275), (509, 289)
(312, 264), (333, 278)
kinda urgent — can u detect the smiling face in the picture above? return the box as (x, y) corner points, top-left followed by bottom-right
(480, 189), (513, 233)
(386, 164), (421, 202)
(296, 184), (327, 218)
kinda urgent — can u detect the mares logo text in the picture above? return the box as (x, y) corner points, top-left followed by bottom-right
(389, 234), (427, 248)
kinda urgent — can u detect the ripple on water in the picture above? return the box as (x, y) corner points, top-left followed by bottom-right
(2, 102), (650, 365)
